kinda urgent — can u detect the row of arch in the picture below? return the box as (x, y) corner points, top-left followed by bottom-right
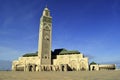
(91, 65), (116, 71)
(64, 60), (88, 71)
(13, 64), (68, 71)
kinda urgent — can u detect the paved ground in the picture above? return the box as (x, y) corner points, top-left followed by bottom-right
(0, 70), (120, 80)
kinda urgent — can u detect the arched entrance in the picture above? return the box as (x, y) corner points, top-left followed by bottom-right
(79, 60), (86, 71)
(70, 60), (77, 71)
(16, 64), (24, 71)
(29, 65), (33, 71)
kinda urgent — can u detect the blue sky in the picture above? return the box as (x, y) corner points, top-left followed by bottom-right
(0, 0), (120, 66)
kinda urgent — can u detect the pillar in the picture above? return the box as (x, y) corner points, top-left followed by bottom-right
(64, 64), (67, 71)
(59, 64), (62, 71)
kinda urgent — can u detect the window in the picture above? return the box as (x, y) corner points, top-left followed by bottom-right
(45, 56), (47, 59)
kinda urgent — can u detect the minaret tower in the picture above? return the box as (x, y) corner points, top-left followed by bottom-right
(38, 7), (52, 65)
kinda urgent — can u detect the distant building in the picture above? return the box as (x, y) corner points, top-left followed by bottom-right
(90, 64), (116, 71)
(12, 7), (116, 71)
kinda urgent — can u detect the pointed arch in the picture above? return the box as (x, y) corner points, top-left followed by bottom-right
(79, 60), (87, 71)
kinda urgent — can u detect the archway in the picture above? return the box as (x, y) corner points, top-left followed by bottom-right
(92, 66), (95, 71)
(70, 60), (77, 71)
(29, 65), (33, 71)
(16, 64), (24, 71)
(79, 60), (86, 71)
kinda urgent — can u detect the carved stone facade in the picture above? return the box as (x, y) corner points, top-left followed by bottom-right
(53, 54), (89, 71)
(12, 52), (89, 71)
(38, 7), (52, 65)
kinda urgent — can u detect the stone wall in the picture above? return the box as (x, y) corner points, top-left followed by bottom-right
(90, 64), (116, 71)
(12, 57), (40, 71)
(53, 54), (89, 71)
(99, 64), (116, 70)
(12, 53), (89, 71)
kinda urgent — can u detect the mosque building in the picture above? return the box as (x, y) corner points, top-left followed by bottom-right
(12, 7), (116, 71)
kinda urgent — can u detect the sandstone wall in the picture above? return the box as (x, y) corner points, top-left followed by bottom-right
(53, 54), (89, 71)
(90, 64), (116, 71)
(12, 57), (40, 71)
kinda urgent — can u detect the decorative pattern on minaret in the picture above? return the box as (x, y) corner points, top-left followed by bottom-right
(38, 7), (52, 65)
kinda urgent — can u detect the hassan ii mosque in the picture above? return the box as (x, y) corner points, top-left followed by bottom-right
(12, 7), (116, 71)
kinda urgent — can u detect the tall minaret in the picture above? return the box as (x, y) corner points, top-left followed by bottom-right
(38, 7), (52, 65)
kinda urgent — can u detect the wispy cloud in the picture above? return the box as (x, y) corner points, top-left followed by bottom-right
(0, 46), (20, 61)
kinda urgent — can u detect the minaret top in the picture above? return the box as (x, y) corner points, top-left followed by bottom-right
(42, 6), (50, 17)
(45, 5), (48, 10)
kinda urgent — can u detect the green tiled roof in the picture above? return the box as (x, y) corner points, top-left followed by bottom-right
(59, 50), (80, 55)
(53, 48), (80, 55)
(22, 48), (80, 57)
(22, 52), (38, 57)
